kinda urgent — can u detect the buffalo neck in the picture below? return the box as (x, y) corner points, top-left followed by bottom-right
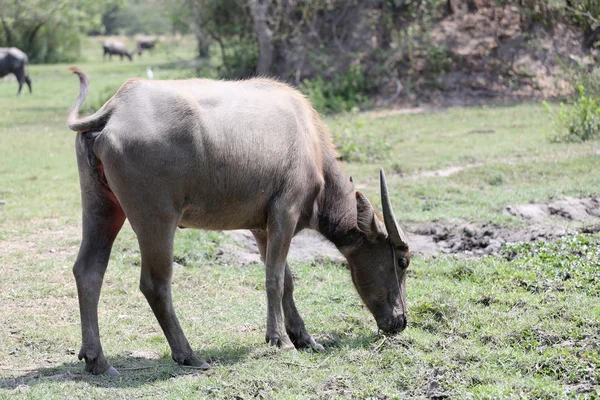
(317, 158), (363, 252)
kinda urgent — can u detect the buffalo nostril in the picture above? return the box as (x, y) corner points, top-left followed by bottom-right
(400, 315), (407, 331)
(378, 315), (406, 334)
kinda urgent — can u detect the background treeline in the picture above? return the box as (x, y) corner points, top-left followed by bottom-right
(3, 0), (600, 67)
(2, 0), (600, 115)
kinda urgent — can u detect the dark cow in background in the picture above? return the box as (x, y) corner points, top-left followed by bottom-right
(136, 36), (157, 56)
(102, 40), (133, 61)
(0, 47), (32, 95)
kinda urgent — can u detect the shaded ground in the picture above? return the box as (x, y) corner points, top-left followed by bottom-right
(219, 196), (600, 262)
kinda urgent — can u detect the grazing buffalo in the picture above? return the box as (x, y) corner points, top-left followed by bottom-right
(0, 47), (32, 95)
(67, 67), (411, 375)
(136, 36), (157, 56)
(102, 40), (133, 61)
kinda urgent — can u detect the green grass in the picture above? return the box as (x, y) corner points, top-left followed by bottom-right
(1, 37), (600, 399)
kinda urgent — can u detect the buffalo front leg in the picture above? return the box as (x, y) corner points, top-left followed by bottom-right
(133, 215), (209, 370)
(252, 230), (322, 350)
(73, 151), (126, 375)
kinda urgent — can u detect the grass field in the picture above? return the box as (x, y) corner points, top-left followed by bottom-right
(1, 37), (599, 399)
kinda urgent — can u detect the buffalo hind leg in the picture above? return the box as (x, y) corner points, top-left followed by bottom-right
(132, 214), (209, 370)
(15, 70), (25, 95)
(24, 75), (31, 93)
(252, 231), (323, 351)
(73, 137), (126, 375)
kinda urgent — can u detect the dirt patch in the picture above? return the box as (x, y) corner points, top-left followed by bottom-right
(216, 197), (600, 261)
(418, 163), (484, 178)
(367, 107), (428, 119)
(0, 225), (80, 263)
(505, 196), (600, 223)
(315, 375), (353, 398)
(409, 196), (600, 255)
(411, 220), (569, 255)
(223, 230), (345, 266)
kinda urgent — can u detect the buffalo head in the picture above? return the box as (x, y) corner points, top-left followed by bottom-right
(347, 169), (410, 334)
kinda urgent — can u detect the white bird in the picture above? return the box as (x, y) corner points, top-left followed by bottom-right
(146, 67), (154, 79)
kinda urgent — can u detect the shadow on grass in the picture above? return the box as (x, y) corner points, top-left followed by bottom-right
(0, 332), (389, 390)
(0, 343), (253, 390)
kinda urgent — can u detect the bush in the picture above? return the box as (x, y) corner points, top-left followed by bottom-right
(301, 65), (374, 114)
(330, 117), (391, 163)
(83, 84), (121, 114)
(544, 86), (600, 142)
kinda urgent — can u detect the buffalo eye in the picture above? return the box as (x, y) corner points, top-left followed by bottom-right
(398, 257), (409, 270)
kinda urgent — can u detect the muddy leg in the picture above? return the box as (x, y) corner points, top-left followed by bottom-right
(252, 231), (322, 351)
(133, 215), (209, 369)
(73, 136), (126, 375)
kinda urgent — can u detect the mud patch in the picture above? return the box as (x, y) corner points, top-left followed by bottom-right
(411, 221), (566, 256)
(410, 196), (600, 255)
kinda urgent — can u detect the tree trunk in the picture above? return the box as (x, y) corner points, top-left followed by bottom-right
(447, 0), (456, 15)
(0, 16), (13, 45)
(584, 25), (600, 49)
(447, 0), (478, 15)
(247, 0), (273, 76)
(467, 0), (478, 13)
(195, 25), (210, 58)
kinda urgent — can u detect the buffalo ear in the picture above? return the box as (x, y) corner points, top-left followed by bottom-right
(356, 191), (387, 242)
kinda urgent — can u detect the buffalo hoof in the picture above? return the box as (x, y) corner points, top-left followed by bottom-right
(79, 349), (116, 375)
(175, 354), (210, 370)
(266, 334), (296, 350)
(307, 339), (325, 352)
(83, 362), (119, 376)
(288, 330), (324, 352)
(104, 366), (120, 376)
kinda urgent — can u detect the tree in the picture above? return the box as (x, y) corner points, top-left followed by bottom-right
(247, 0), (273, 75)
(0, 0), (123, 63)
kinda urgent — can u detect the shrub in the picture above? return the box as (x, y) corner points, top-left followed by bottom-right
(83, 84), (121, 115)
(301, 65), (374, 115)
(544, 86), (600, 142)
(330, 117), (391, 163)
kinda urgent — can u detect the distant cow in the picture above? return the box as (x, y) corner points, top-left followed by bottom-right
(102, 40), (133, 61)
(136, 36), (157, 56)
(0, 47), (32, 95)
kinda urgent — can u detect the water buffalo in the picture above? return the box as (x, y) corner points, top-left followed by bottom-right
(0, 47), (32, 95)
(136, 36), (157, 56)
(102, 40), (133, 61)
(67, 67), (411, 375)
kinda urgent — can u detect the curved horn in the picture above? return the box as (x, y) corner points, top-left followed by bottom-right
(380, 168), (409, 248)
